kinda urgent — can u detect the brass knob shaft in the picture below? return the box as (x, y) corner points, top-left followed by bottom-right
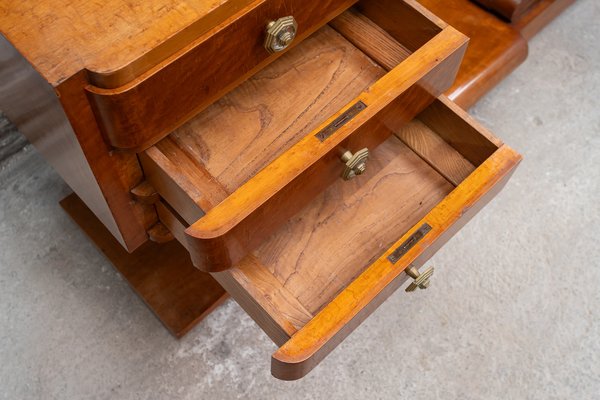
(405, 265), (434, 292)
(264, 16), (298, 53)
(340, 148), (369, 180)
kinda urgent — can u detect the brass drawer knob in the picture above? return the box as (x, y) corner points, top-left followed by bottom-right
(264, 16), (298, 53)
(340, 148), (369, 180)
(405, 265), (434, 292)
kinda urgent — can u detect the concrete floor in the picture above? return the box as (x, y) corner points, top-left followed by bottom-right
(1, 1), (599, 398)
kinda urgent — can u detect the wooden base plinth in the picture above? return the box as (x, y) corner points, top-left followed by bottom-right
(514, 0), (576, 40)
(418, 0), (575, 108)
(60, 193), (227, 338)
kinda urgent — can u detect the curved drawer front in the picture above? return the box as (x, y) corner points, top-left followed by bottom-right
(87, 0), (356, 151)
(157, 96), (521, 379)
(141, 0), (469, 272)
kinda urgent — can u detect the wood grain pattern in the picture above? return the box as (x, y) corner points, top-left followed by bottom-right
(131, 181), (160, 205)
(0, 35), (135, 248)
(253, 136), (453, 314)
(167, 26), (385, 193)
(271, 144), (521, 380)
(55, 73), (155, 251)
(156, 199), (315, 345)
(418, 0), (528, 109)
(213, 257), (315, 345)
(60, 193), (227, 338)
(394, 120), (475, 185)
(180, 23), (468, 271)
(155, 97), (521, 378)
(142, 4), (467, 271)
(0, 0), (251, 87)
(329, 8), (412, 71)
(86, 0), (356, 151)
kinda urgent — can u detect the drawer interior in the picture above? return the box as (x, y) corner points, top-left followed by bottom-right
(142, 1), (456, 225)
(211, 96), (501, 335)
(164, 24), (387, 195)
(157, 96), (519, 379)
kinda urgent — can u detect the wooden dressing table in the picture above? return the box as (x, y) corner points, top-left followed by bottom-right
(0, 0), (571, 380)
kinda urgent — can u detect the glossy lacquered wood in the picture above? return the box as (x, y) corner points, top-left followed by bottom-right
(418, 0), (575, 108)
(86, 0), (356, 151)
(473, 0), (540, 21)
(418, 0), (528, 109)
(142, 1), (468, 272)
(514, 0), (576, 40)
(0, 0), (260, 87)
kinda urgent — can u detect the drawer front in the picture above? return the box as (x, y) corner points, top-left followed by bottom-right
(87, 0), (356, 151)
(142, 1), (469, 272)
(157, 96), (521, 380)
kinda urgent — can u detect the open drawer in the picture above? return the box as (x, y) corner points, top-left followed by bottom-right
(140, 0), (469, 272)
(156, 96), (521, 379)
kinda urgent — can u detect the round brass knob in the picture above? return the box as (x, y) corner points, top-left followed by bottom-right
(264, 16), (298, 53)
(405, 265), (434, 292)
(340, 148), (369, 180)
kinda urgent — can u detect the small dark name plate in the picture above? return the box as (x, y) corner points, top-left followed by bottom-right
(315, 101), (366, 142)
(387, 223), (432, 264)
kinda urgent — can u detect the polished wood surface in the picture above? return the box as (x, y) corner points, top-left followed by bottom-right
(270, 98), (522, 380)
(272, 145), (521, 380)
(0, 35), (154, 252)
(0, 0), (253, 87)
(417, 0), (574, 108)
(87, 0), (356, 151)
(144, 4), (467, 271)
(60, 193), (227, 338)
(473, 0), (540, 21)
(418, 0), (528, 109)
(57, 73), (155, 251)
(166, 26), (385, 194)
(155, 96), (522, 378)
(514, 0), (576, 40)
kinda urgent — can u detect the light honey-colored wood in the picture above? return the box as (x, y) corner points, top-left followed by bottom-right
(272, 145), (521, 380)
(251, 135), (453, 314)
(86, 0), (356, 150)
(0, 0), (251, 86)
(166, 26), (385, 194)
(156, 96), (522, 379)
(394, 120), (475, 185)
(180, 24), (467, 270)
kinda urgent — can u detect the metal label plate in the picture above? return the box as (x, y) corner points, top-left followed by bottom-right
(387, 223), (432, 264)
(315, 101), (366, 142)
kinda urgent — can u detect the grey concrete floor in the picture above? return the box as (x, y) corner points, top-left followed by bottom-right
(1, 1), (599, 398)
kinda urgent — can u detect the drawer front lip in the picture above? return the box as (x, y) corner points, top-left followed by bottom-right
(86, 0), (357, 151)
(271, 143), (522, 381)
(183, 25), (468, 272)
